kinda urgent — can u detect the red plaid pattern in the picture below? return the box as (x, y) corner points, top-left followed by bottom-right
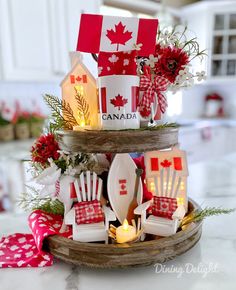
(74, 200), (104, 225)
(152, 196), (177, 220)
(139, 75), (169, 116)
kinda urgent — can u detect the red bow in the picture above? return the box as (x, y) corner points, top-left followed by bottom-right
(139, 75), (169, 117)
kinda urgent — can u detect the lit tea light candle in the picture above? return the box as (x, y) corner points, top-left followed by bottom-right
(116, 219), (136, 244)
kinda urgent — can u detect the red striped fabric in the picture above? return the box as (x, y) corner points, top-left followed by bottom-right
(100, 87), (107, 113)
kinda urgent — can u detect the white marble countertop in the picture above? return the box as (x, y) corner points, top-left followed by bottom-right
(1, 153), (236, 290)
(0, 139), (34, 160)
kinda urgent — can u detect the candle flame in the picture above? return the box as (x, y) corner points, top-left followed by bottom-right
(80, 120), (85, 127)
(177, 197), (184, 205)
(122, 219), (129, 231)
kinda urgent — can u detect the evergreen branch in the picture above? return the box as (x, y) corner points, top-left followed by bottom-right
(33, 199), (64, 215)
(106, 122), (179, 132)
(75, 90), (90, 125)
(43, 94), (78, 130)
(62, 99), (78, 127)
(181, 207), (235, 227)
(17, 185), (64, 215)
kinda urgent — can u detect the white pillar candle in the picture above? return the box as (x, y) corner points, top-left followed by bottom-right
(116, 219), (136, 244)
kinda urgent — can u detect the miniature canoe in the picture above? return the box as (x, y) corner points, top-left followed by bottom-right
(107, 153), (143, 223)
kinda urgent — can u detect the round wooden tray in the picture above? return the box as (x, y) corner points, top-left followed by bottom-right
(45, 199), (202, 268)
(56, 128), (178, 153)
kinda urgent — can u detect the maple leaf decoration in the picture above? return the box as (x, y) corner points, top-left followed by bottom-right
(106, 21), (133, 51)
(110, 94), (128, 110)
(160, 159), (172, 168)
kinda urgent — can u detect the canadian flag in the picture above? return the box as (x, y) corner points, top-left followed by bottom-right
(77, 14), (158, 56)
(70, 74), (87, 84)
(100, 85), (138, 114)
(119, 179), (127, 195)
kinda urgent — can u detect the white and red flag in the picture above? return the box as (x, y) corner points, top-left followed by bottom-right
(98, 75), (140, 130)
(77, 14), (158, 56)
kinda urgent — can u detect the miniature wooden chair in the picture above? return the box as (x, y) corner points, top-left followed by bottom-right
(65, 171), (116, 243)
(134, 168), (186, 237)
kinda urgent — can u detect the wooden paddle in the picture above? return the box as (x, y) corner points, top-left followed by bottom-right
(126, 168), (143, 224)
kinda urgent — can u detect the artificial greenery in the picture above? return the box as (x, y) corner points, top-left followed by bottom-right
(181, 207), (235, 227)
(43, 94), (78, 132)
(17, 185), (64, 215)
(33, 199), (64, 215)
(0, 115), (10, 126)
(29, 114), (45, 124)
(106, 122), (179, 132)
(75, 89), (90, 125)
(157, 25), (207, 62)
(16, 116), (30, 124)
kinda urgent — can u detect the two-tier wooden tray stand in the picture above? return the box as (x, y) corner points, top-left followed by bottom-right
(44, 128), (202, 268)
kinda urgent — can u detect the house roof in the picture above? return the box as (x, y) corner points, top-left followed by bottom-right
(60, 52), (96, 87)
(144, 148), (189, 177)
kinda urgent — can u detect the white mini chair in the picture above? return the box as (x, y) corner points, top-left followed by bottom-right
(134, 168), (186, 237)
(65, 171), (116, 243)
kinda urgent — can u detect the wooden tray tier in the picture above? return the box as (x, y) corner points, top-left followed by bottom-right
(45, 199), (202, 269)
(56, 128), (178, 153)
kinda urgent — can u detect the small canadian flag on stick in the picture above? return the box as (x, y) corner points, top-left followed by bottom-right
(77, 14), (158, 56)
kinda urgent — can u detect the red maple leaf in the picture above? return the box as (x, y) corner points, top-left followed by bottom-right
(160, 159), (172, 168)
(110, 94), (128, 110)
(106, 21), (133, 51)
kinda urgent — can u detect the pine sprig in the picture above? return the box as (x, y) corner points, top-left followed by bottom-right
(107, 122), (179, 132)
(33, 199), (64, 215)
(75, 90), (90, 125)
(17, 185), (64, 215)
(43, 94), (78, 131)
(181, 207), (235, 227)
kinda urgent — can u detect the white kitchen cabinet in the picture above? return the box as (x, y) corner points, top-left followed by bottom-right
(0, 0), (101, 81)
(179, 125), (230, 163)
(180, 1), (236, 80)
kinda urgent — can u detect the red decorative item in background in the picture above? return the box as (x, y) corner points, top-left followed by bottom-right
(31, 134), (60, 166)
(152, 196), (177, 220)
(204, 93), (225, 118)
(98, 50), (137, 77)
(106, 21), (133, 51)
(154, 45), (189, 83)
(74, 200), (104, 225)
(110, 94), (128, 110)
(0, 210), (71, 268)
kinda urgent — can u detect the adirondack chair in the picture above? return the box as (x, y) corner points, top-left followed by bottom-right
(65, 171), (116, 243)
(134, 168), (186, 237)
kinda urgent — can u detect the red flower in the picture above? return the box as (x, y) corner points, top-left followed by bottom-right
(31, 133), (60, 166)
(154, 45), (189, 83)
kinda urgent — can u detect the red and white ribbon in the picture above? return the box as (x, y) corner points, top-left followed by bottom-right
(139, 74), (169, 117)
